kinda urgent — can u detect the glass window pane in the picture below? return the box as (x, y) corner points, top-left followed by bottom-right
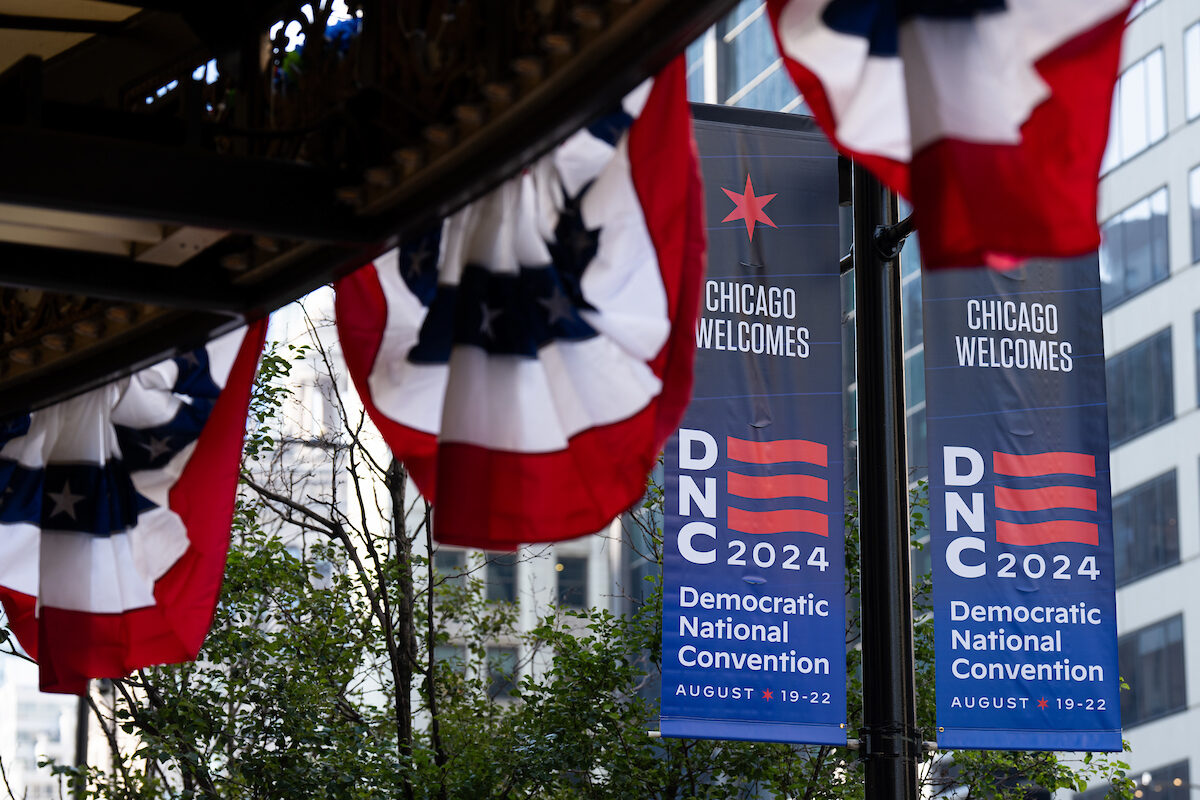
(487, 646), (518, 699)
(1151, 188), (1169, 281)
(1119, 615), (1187, 726)
(900, 230), (923, 276)
(906, 405), (927, 478)
(434, 645), (466, 673)
(1119, 60), (1148, 158)
(486, 552), (517, 603)
(731, 63), (798, 112)
(1155, 327), (1174, 423)
(686, 35), (707, 102)
(1107, 328), (1173, 444)
(433, 548), (467, 589)
(1190, 166), (1200, 264)
(1104, 49), (1166, 170)
(726, 14), (777, 98)
(1112, 760), (1191, 800)
(727, 0), (763, 29)
(902, 276), (923, 349)
(1195, 309), (1200, 405)
(1146, 49), (1166, 143)
(1113, 471), (1178, 586)
(1098, 217), (1123, 305)
(555, 556), (588, 607)
(1123, 198), (1153, 293)
(904, 349), (925, 409)
(1099, 187), (1169, 308)
(1127, 0), (1161, 20)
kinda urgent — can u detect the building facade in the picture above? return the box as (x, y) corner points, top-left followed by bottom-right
(690, 0), (1200, 796)
(1091, 0), (1200, 795)
(0, 659), (76, 800)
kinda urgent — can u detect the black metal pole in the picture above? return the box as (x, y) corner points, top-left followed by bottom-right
(74, 684), (89, 800)
(852, 163), (920, 800)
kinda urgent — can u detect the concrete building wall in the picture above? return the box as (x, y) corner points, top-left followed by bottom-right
(692, 0), (1200, 794)
(1099, 0), (1200, 793)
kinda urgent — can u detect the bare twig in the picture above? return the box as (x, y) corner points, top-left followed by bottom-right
(0, 753), (22, 800)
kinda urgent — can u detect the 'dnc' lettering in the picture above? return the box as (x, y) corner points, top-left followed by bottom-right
(676, 429), (719, 565)
(943, 445), (985, 579)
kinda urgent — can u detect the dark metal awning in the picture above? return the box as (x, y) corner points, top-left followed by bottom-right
(0, 0), (733, 418)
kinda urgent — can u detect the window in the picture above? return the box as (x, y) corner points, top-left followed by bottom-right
(720, 2), (774, 98)
(1194, 311), (1200, 404)
(1128, 0), (1160, 20)
(842, 314), (857, 392)
(1119, 615), (1186, 727)
(485, 551), (517, 603)
(1107, 328), (1173, 445)
(1099, 187), (1169, 308)
(487, 646), (518, 699)
(1102, 49), (1166, 172)
(432, 548), (466, 589)
(902, 275), (923, 349)
(1190, 166), (1200, 264)
(433, 645), (465, 673)
(905, 350), (925, 410)
(686, 34), (708, 102)
(906, 405), (927, 481)
(1113, 470), (1178, 586)
(1187, 23), (1200, 121)
(555, 556), (588, 607)
(717, 2), (802, 112)
(1133, 761), (1191, 800)
(729, 64), (797, 112)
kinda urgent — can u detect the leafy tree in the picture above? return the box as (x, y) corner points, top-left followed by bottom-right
(1, 303), (1135, 800)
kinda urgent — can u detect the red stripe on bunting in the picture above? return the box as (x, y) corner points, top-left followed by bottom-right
(334, 263), (439, 498)
(433, 56), (704, 548)
(637, 58), (707, 451)
(34, 320), (267, 694)
(911, 10), (1128, 269)
(0, 586), (37, 659)
(765, 0), (911, 199)
(434, 404), (659, 547)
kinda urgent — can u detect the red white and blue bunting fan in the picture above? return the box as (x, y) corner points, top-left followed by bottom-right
(0, 321), (266, 693)
(767, 0), (1132, 268)
(336, 58), (704, 548)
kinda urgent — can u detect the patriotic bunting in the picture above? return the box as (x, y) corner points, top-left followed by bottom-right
(336, 58), (705, 548)
(767, 0), (1132, 269)
(0, 322), (266, 693)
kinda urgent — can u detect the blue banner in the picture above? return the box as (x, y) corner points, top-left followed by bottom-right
(660, 108), (846, 745)
(924, 256), (1121, 751)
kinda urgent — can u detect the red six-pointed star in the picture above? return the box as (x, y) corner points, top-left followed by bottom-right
(722, 174), (778, 241)
(1037, 697), (1049, 709)
(761, 689), (774, 701)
